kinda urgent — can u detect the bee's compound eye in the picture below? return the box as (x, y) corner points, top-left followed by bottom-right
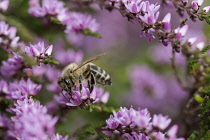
(63, 78), (70, 85)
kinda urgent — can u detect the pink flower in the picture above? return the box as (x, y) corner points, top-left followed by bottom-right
(25, 42), (53, 58)
(162, 13), (171, 32)
(124, 0), (143, 14)
(152, 114), (171, 130)
(0, 0), (9, 12)
(174, 25), (188, 39)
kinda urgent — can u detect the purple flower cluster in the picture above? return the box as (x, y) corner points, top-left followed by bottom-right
(0, 21), (21, 52)
(105, 107), (184, 140)
(9, 97), (58, 140)
(0, 78), (42, 100)
(59, 85), (110, 107)
(0, 53), (23, 77)
(53, 41), (83, 66)
(126, 66), (187, 114)
(25, 42), (53, 59)
(28, 0), (99, 35)
(0, 0), (9, 12)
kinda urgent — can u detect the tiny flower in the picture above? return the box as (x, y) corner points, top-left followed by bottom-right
(195, 0), (204, 6)
(191, 1), (199, 11)
(0, 53), (23, 77)
(188, 37), (197, 45)
(50, 133), (69, 140)
(100, 92), (110, 104)
(195, 42), (205, 50)
(26, 42), (54, 58)
(10, 97), (58, 139)
(124, 0), (143, 14)
(162, 13), (171, 32)
(0, 80), (9, 93)
(152, 114), (171, 130)
(141, 28), (155, 41)
(167, 125), (178, 138)
(106, 115), (119, 129)
(203, 6), (210, 13)
(174, 25), (188, 39)
(0, 0), (9, 12)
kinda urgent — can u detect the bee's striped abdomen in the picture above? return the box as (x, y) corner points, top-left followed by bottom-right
(84, 63), (111, 86)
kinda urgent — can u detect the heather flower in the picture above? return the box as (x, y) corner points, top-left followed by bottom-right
(4, 78), (42, 100)
(10, 97), (58, 140)
(152, 114), (171, 130)
(151, 44), (186, 65)
(191, 1), (199, 11)
(0, 80), (9, 93)
(25, 42), (53, 58)
(0, 53), (23, 77)
(139, 1), (160, 25)
(24, 63), (47, 77)
(59, 85), (110, 107)
(0, 112), (10, 128)
(50, 133), (69, 140)
(162, 13), (171, 32)
(203, 6), (210, 13)
(0, 0), (9, 12)
(104, 107), (183, 139)
(141, 28), (155, 41)
(53, 42), (83, 65)
(194, 0), (204, 6)
(174, 25), (188, 39)
(124, 0), (143, 14)
(0, 21), (20, 51)
(63, 12), (99, 34)
(28, 0), (66, 17)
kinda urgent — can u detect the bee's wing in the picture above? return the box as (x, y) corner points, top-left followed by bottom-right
(73, 53), (106, 71)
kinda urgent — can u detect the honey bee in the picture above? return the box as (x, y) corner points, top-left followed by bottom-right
(58, 53), (112, 94)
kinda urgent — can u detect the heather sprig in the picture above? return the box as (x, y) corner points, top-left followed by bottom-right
(104, 107), (184, 140)
(161, 0), (210, 24)
(58, 84), (110, 108)
(0, 78), (42, 101)
(28, 0), (100, 37)
(8, 97), (59, 140)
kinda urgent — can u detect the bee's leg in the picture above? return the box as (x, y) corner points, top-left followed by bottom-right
(88, 73), (95, 93)
(61, 89), (70, 102)
(79, 75), (83, 93)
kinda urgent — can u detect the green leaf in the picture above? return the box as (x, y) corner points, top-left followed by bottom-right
(83, 29), (102, 38)
(98, 132), (110, 140)
(187, 58), (200, 73)
(188, 131), (199, 140)
(201, 45), (210, 54)
(42, 57), (59, 65)
(194, 94), (204, 103)
(86, 128), (96, 135)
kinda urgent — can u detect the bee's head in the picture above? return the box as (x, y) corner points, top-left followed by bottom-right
(58, 76), (75, 89)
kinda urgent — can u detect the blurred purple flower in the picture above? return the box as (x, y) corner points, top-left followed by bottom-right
(28, 0), (66, 17)
(0, 80), (9, 93)
(63, 12), (99, 34)
(24, 63), (47, 77)
(152, 114), (171, 130)
(0, 21), (20, 51)
(0, 112), (10, 128)
(0, 53), (23, 77)
(50, 133), (69, 140)
(10, 97), (58, 140)
(203, 6), (210, 13)
(53, 41), (83, 65)
(151, 44), (186, 65)
(25, 42), (53, 58)
(3, 78), (42, 101)
(0, 0), (9, 12)
(124, 0), (143, 14)
(126, 65), (187, 115)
